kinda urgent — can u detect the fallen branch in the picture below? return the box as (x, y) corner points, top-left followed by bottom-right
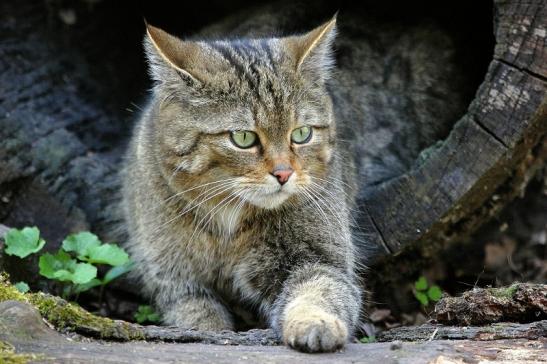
(377, 320), (547, 342)
(435, 283), (547, 325)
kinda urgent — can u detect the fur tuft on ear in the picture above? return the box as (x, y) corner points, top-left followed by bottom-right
(144, 22), (204, 86)
(283, 15), (338, 83)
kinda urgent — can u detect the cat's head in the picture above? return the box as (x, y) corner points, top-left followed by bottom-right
(144, 17), (338, 210)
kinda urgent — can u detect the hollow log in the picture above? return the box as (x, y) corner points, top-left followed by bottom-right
(0, 0), (546, 273)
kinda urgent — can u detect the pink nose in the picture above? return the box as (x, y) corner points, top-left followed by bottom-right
(272, 166), (294, 185)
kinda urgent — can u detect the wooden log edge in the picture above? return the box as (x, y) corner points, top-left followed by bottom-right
(363, 0), (547, 258)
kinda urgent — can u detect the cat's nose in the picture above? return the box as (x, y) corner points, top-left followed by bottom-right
(271, 165), (294, 185)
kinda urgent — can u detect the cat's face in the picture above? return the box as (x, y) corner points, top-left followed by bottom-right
(145, 19), (337, 210)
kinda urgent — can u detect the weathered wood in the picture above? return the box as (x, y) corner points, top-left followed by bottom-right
(1, 300), (546, 364)
(365, 0), (547, 255)
(494, 0), (547, 78)
(435, 283), (547, 326)
(378, 321), (547, 342)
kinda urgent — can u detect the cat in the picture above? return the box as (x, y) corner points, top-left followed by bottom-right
(121, 16), (362, 352)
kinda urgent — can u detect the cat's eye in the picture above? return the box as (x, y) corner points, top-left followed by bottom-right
(230, 130), (258, 149)
(290, 126), (312, 144)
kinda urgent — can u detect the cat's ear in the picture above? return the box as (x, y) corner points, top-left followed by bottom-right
(144, 22), (204, 85)
(284, 15), (337, 83)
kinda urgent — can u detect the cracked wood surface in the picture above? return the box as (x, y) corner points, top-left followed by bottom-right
(378, 321), (547, 342)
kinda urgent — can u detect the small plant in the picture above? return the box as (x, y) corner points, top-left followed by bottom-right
(134, 305), (161, 324)
(4, 226), (45, 258)
(13, 281), (30, 293)
(359, 335), (377, 344)
(2, 227), (132, 300)
(413, 276), (442, 306)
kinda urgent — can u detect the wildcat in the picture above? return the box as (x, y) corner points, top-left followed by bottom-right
(121, 16), (362, 352)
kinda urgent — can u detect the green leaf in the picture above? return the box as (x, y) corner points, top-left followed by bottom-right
(62, 232), (101, 259)
(414, 291), (429, 306)
(14, 281), (30, 293)
(427, 285), (443, 302)
(68, 263), (97, 284)
(39, 251), (97, 284)
(134, 305), (161, 324)
(4, 227), (46, 258)
(147, 312), (161, 322)
(86, 244), (129, 267)
(73, 278), (103, 294)
(359, 336), (376, 344)
(39, 251), (75, 279)
(414, 276), (428, 291)
(103, 261), (134, 285)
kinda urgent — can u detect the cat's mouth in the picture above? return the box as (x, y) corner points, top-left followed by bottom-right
(245, 190), (291, 209)
(237, 174), (300, 209)
(242, 185), (295, 209)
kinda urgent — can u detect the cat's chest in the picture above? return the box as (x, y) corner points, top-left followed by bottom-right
(211, 203), (243, 236)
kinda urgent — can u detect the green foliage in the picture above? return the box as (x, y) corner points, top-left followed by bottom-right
(414, 276), (428, 291)
(1, 226), (132, 301)
(3, 227), (46, 258)
(414, 276), (443, 307)
(63, 232), (129, 266)
(414, 291), (429, 306)
(62, 232), (101, 258)
(13, 282), (30, 293)
(427, 285), (442, 301)
(359, 336), (376, 344)
(134, 305), (161, 324)
(39, 251), (98, 285)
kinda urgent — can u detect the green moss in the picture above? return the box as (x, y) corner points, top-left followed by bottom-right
(0, 340), (43, 364)
(0, 273), (26, 302)
(487, 284), (519, 300)
(27, 293), (145, 340)
(1, 272), (145, 341)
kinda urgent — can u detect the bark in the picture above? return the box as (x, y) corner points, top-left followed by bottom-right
(363, 0), (547, 255)
(435, 283), (547, 326)
(377, 320), (547, 342)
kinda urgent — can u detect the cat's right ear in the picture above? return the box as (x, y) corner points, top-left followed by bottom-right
(144, 22), (203, 85)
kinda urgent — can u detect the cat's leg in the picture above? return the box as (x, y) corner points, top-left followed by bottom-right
(161, 292), (234, 331)
(270, 264), (361, 352)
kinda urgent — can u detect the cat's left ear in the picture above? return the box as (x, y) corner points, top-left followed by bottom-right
(144, 22), (207, 86)
(283, 15), (337, 83)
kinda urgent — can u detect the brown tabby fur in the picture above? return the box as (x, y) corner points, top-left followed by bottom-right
(121, 17), (362, 352)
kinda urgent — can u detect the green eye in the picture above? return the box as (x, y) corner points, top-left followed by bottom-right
(291, 126), (312, 144)
(230, 130), (258, 149)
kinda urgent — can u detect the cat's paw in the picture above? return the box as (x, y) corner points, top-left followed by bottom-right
(282, 305), (348, 353)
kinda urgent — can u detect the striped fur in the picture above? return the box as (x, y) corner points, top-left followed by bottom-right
(121, 17), (362, 353)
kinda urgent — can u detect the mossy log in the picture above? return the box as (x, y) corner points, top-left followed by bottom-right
(435, 283), (547, 326)
(2, 274), (546, 349)
(0, 274), (277, 345)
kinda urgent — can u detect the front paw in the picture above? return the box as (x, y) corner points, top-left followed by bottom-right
(282, 305), (348, 353)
